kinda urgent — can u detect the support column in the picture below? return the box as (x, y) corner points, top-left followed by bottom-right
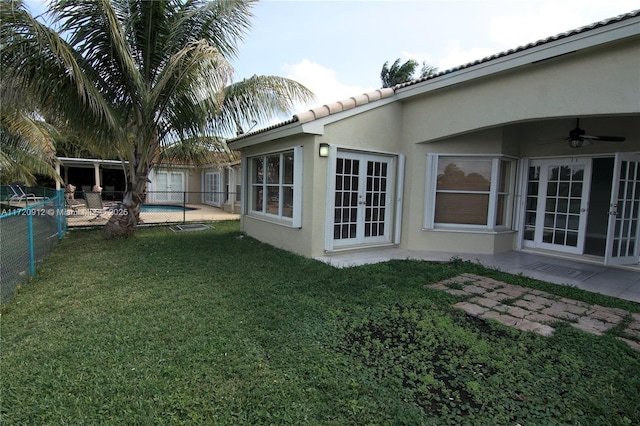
(55, 162), (61, 190)
(93, 163), (101, 189)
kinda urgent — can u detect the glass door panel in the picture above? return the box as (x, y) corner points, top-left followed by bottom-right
(605, 153), (640, 265)
(527, 159), (591, 254)
(333, 152), (393, 246)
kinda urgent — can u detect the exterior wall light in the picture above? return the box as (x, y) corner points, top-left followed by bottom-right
(319, 143), (330, 157)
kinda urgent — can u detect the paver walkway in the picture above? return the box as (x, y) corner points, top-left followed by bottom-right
(427, 273), (640, 351)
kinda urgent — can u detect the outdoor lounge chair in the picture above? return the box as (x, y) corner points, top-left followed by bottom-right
(84, 191), (113, 221)
(8, 184), (46, 204)
(65, 197), (86, 213)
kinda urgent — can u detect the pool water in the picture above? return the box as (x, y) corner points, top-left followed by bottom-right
(140, 204), (196, 213)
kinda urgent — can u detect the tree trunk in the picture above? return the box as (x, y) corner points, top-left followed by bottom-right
(103, 174), (147, 239)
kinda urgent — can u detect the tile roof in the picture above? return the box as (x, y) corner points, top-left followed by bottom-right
(229, 9), (639, 143)
(293, 88), (395, 124)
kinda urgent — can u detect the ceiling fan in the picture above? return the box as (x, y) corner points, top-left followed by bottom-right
(564, 119), (625, 148)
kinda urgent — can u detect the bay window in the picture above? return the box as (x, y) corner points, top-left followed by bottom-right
(426, 155), (515, 229)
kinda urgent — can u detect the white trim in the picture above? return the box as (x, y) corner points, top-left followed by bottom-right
(514, 157), (530, 250)
(393, 154), (405, 245)
(241, 157), (247, 215)
(324, 145), (339, 252)
(424, 154), (438, 229)
(292, 146), (303, 228)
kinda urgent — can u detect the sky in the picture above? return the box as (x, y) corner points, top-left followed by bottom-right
(24, 0), (639, 121)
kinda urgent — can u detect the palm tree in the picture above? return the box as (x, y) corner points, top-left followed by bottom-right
(380, 58), (438, 88)
(1, 0), (314, 238)
(0, 78), (61, 186)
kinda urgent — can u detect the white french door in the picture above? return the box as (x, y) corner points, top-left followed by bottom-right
(524, 158), (592, 254)
(204, 172), (221, 207)
(153, 171), (184, 203)
(604, 153), (640, 265)
(332, 152), (393, 247)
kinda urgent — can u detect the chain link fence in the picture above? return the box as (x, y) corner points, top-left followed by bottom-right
(1, 187), (66, 306)
(66, 190), (240, 227)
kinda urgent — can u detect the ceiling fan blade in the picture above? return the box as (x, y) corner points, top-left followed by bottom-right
(581, 135), (626, 142)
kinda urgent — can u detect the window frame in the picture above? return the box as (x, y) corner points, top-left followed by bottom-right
(424, 154), (516, 231)
(246, 147), (302, 227)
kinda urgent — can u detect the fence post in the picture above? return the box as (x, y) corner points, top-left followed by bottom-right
(183, 192), (186, 224)
(27, 212), (35, 277)
(56, 189), (65, 238)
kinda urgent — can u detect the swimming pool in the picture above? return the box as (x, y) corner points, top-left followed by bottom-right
(140, 204), (197, 213)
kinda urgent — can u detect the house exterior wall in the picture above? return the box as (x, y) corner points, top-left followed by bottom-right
(240, 135), (321, 258)
(395, 37), (640, 254)
(232, 27), (640, 259)
(401, 37), (640, 144)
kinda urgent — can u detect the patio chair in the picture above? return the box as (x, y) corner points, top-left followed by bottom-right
(84, 191), (113, 221)
(8, 184), (46, 203)
(65, 196), (86, 213)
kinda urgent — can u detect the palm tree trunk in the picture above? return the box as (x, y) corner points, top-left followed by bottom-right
(103, 176), (147, 239)
(103, 144), (152, 239)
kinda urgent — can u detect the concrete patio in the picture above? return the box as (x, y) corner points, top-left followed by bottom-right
(66, 203), (239, 227)
(316, 247), (640, 303)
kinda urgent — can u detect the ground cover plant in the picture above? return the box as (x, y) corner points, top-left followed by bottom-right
(1, 221), (639, 424)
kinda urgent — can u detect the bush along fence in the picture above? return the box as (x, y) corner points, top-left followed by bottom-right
(0, 187), (67, 306)
(65, 190), (240, 228)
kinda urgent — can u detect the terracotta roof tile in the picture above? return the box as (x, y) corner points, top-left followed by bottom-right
(294, 88), (395, 124)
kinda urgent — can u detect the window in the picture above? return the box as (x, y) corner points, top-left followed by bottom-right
(426, 155), (515, 229)
(248, 148), (302, 226)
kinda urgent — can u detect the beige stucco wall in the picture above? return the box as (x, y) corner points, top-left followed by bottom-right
(239, 134), (326, 258)
(321, 103), (403, 153)
(401, 37), (640, 144)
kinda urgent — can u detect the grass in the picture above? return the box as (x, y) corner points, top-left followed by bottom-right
(1, 221), (639, 424)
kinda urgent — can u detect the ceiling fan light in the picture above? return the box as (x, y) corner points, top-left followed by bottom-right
(569, 138), (583, 148)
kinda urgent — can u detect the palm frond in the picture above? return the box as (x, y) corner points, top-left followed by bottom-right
(0, 109), (60, 185)
(157, 136), (239, 167)
(1, 0), (122, 139)
(214, 75), (315, 136)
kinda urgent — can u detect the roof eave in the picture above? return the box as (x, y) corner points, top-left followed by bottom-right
(228, 120), (308, 150)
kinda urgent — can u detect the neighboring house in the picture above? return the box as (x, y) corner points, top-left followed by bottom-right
(57, 157), (240, 211)
(149, 162), (241, 210)
(228, 10), (640, 267)
(56, 156), (127, 195)
(199, 162), (242, 213)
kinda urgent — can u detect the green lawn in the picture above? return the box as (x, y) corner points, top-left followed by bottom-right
(1, 221), (639, 425)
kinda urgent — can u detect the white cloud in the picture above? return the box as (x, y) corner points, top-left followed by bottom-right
(284, 59), (375, 113)
(436, 1), (638, 72)
(437, 42), (498, 71)
(489, 1), (639, 47)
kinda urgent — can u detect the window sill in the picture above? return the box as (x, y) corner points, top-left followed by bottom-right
(246, 213), (298, 228)
(422, 226), (515, 235)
